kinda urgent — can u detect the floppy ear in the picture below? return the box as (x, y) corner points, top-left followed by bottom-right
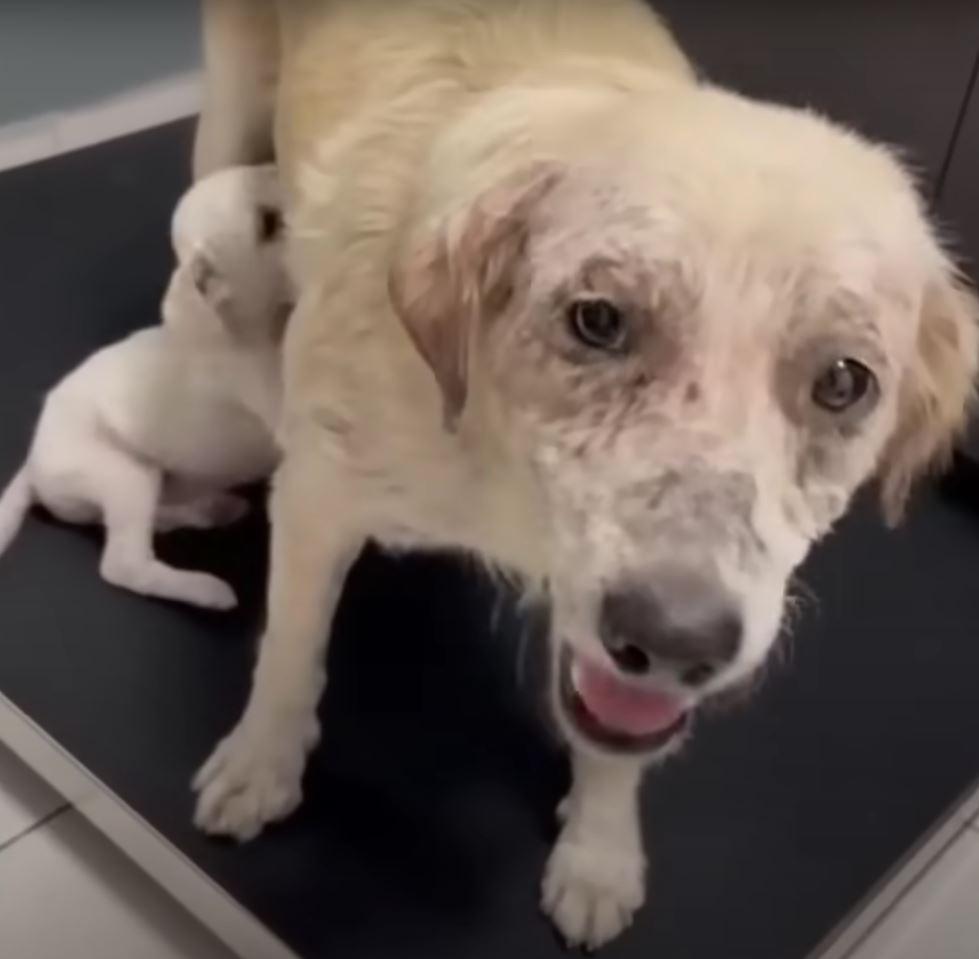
(162, 252), (239, 342)
(187, 250), (238, 327)
(878, 265), (979, 524)
(389, 165), (560, 429)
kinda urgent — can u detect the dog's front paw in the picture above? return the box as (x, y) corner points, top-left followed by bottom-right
(192, 713), (319, 841)
(542, 831), (646, 950)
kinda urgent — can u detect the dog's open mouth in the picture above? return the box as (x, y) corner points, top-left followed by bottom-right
(558, 646), (690, 754)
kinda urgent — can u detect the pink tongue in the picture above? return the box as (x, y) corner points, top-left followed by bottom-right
(575, 658), (685, 736)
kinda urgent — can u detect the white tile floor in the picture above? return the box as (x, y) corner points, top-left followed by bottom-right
(0, 744), (234, 959)
(852, 824), (979, 959)
(0, 739), (976, 959)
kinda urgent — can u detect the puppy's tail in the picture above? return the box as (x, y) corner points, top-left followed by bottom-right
(0, 466), (32, 557)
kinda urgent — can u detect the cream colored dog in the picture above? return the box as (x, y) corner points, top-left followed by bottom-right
(192, 0), (978, 947)
(0, 166), (289, 609)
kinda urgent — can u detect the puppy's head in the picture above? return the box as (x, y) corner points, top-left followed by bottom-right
(391, 86), (978, 759)
(170, 164), (293, 342)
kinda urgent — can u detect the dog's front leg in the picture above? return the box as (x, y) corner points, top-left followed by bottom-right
(193, 450), (364, 840)
(542, 749), (647, 950)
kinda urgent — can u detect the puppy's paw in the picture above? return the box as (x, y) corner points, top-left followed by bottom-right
(192, 713), (319, 841)
(180, 573), (238, 610)
(203, 493), (251, 527)
(542, 832), (645, 950)
(100, 557), (237, 610)
(159, 493), (251, 530)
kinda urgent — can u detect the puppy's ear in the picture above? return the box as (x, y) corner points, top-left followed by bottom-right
(389, 164), (560, 429)
(189, 251), (235, 323)
(877, 262), (979, 524)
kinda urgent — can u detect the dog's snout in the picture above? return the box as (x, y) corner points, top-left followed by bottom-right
(599, 573), (742, 686)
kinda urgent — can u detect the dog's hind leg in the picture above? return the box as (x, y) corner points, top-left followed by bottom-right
(194, 0), (280, 179)
(97, 454), (237, 610)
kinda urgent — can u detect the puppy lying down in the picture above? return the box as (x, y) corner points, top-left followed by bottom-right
(0, 165), (290, 608)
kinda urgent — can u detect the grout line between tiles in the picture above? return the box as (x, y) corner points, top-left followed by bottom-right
(0, 801), (71, 856)
(0, 696), (298, 959)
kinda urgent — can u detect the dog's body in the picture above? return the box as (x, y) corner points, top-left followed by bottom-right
(192, 1), (978, 946)
(0, 166), (289, 609)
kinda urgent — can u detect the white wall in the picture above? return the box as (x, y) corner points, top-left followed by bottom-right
(0, 1), (200, 126)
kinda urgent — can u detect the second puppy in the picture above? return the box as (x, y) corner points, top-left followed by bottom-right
(0, 165), (290, 609)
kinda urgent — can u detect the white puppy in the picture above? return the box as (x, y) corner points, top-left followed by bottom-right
(0, 165), (290, 609)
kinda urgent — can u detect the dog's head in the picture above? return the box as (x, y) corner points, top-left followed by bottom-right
(391, 85), (978, 758)
(169, 164), (293, 343)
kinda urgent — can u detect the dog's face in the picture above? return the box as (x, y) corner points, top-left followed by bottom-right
(172, 164), (293, 342)
(392, 90), (978, 758)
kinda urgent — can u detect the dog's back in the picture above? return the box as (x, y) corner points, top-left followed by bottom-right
(274, 0), (691, 184)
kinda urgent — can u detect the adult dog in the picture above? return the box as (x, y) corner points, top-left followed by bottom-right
(191, 0), (978, 947)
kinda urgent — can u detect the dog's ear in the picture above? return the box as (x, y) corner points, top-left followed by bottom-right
(188, 251), (236, 324)
(877, 262), (979, 524)
(389, 164), (560, 429)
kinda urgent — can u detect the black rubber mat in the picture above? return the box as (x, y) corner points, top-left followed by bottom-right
(1, 121), (978, 959)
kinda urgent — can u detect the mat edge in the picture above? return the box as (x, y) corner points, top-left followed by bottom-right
(0, 693), (297, 959)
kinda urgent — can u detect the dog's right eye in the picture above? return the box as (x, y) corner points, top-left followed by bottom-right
(811, 357), (877, 414)
(567, 298), (628, 352)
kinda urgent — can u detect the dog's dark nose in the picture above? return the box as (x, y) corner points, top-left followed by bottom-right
(599, 573), (742, 686)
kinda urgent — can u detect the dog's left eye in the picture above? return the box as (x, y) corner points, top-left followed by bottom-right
(567, 298), (628, 351)
(811, 358), (877, 413)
